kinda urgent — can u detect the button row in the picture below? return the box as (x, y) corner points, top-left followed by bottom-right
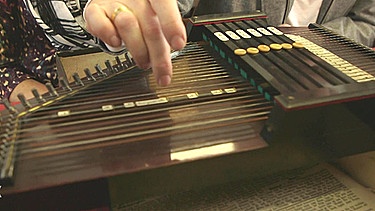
(233, 42), (304, 56)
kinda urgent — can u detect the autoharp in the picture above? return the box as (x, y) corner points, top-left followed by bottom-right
(1, 11), (374, 210)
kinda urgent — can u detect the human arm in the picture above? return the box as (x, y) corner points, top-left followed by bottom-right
(1, 51), (58, 103)
(322, 0), (375, 47)
(83, 0), (194, 86)
(1, 0), (58, 102)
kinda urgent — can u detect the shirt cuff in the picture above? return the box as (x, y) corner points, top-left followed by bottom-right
(83, 0), (93, 21)
(104, 41), (127, 54)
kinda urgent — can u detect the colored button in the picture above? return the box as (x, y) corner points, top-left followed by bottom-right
(292, 42), (305, 49)
(258, 44), (271, 52)
(270, 43), (282, 50)
(281, 43), (293, 50)
(247, 47), (260, 54)
(234, 48), (247, 56)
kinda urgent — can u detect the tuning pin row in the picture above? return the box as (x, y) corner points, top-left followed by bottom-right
(90, 52), (136, 79)
(7, 80), (65, 110)
(113, 53), (135, 71)
(21, 78), (75, 109)
(1, 52), (138, 111)
(5, 87), (47, 110)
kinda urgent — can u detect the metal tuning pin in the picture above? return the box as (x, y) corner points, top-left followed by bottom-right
(46, 83), (59, 97)
(115, 56), (124, 70)
(95, 64), (107, 77)
(124, 52), (134, 67)
(84, 68), (96, 81)
(0, 136), (7, 161)
(1, 99), (18, 114)
(32, 88), (46, 103)
(59, 79), (72, 92)
(17, 94), (31, 109)
(105, 60), (115, 73)
(73, 73), (84, 86)
(0, 148), (5, 162)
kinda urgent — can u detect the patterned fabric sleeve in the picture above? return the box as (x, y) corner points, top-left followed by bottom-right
(177, 0), (195, 17)
(26, 0), (95, 51)
(0, 0), (58, 100)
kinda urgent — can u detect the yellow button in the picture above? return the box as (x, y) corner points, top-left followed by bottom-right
(247, 47), (260, 54)
(234, 48), (247, 56)
(270, 43), (283, 50)
(281, 43), (293, 50)
(258, 44), (271, 52)
(292, 42), (304, 49)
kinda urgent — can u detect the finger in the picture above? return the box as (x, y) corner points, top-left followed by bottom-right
(84, 3), (122, 47)
(86, 1), (173, 86)
(147, 35), (173, 86)
(150, 41), (173, 87)
(129, 1), (173, 86)
(112, 5), (150, 69)
(148, 0), (187, 50)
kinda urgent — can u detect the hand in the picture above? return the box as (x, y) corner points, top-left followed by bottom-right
(84, 0), (187, 86)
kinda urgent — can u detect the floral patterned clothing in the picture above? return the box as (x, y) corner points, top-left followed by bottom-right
(0, 0), (57, 100)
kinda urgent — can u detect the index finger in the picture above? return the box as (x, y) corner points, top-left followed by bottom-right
(148, 0), (187, 50)
(84, 3), (122, 47)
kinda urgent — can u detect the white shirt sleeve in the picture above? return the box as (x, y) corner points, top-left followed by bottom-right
(286, 0), (323, 27)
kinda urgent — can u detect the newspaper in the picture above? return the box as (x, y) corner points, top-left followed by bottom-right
(115, 163), (375, 210)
